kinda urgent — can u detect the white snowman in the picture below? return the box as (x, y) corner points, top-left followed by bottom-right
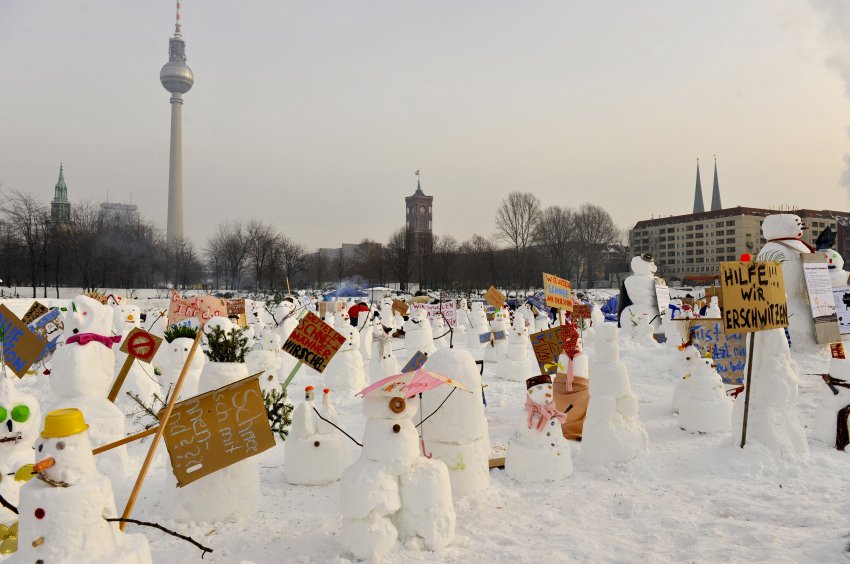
(704, 296), (722, 319)
(154, 332), (206, 401)
(368, 330), (400, 384)
(0, 377), (40, 537)
(505, 374), (573, 482)
(404, 309), (436, 355)
(484, 310), (509, 362)
(431, 315), (450, 350)
(340, 391), (455, 561)
(496, 313), (534, 382)
(323, 321), (366, 394)
(676, 349), (733, 434)
(619, 254), (662, 332)
(15, 408), (152, 563)
(454, 298), (470, 335)
(466, 303), (490, 362)
(112, 303), (161, 409)
(812, 352), (850, 450)
(358, 309), (374, 362)
(245, 330), (282, 393)
(815, 226), (850, 287)
(284, 386), (351, 485)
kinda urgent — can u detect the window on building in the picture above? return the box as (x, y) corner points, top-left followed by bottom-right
(727, 247), (735, 252)
(726, 230), (735, 235)
(726, 221), (735, 226)
(686, 225), (693, 231)
(696, 241), (704, 247)
(716, 222), (724, 227)
(726, 238), (735, 243)
(695, 224), (704, 230)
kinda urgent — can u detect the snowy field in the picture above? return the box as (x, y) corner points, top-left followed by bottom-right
(2, 295), (849, 563)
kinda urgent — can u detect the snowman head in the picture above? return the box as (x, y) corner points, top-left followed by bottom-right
(631, 253), (657, 276)
(380, 296), (394, 310)
(762, 214), (805, 241)
(709, 296), (719, 308)
(492, 310), (507, 323)
(526, 375), (553, 405)
(204, 316), (235, 335)
(274, 298), (297, 319)
(33, 409), (97, 485)
(162, 336), (205, 372)
(362, 394), (419, 420)
(471, 301), (485, 315)
(304, 385), (315, 401)
(459, 298), (468, 309)
(64, 295), (113, 337)
(0, 377), (40, 452)
(334, 310), (350, 327)
(822, 249), (845, 272)
(411, 308), (428, 325)
(112, 303), (141, 334)
(257, 330), (281, 352)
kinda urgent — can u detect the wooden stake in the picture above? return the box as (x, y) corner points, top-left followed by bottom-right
(119, 331), (203, 531)
(739, 331), (756, 448)
(107, 355), (135, 403)
(281, 360), (304, 390)
(93, 426), (159, 455)
(286, 277), (292, 296)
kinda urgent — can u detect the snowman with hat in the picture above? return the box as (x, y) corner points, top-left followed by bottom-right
(505, 374), (573, 482)
(618, 253), (663, 334)
(13, 408), (152, 563)
(815, 226), (850, 288)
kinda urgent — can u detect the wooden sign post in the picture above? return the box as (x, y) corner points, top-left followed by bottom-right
(719, 260), (788, 448)
(281, 311), (347, 389)
(108, 328), (163, 402)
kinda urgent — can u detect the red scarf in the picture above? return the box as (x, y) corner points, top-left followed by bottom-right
(65, 333), (122, 349)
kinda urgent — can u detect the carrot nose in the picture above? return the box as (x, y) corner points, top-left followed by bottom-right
(33, 457), (55, 472)
(127, 315), (135, 321)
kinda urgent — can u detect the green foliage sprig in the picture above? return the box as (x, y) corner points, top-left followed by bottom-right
(203, 326), (249, 363)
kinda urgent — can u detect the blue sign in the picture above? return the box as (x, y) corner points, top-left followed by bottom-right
(686, 319), (747, 384)
(401, 350), (428, 373)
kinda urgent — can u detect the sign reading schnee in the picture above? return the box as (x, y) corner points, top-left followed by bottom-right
(543, 273), (572, 311)
(720, 261), (788, 334)
(281, 312), (346, 373)
(160, 373), (275, 486)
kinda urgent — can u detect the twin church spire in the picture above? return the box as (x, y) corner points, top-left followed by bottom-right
(692, 157), (722, 213)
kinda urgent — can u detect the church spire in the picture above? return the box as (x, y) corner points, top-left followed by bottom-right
(710, 156), (722, 211)
(692, 159), (704, 214)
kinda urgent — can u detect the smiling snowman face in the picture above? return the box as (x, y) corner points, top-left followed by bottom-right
(526, 377), (553, 405)
(0, 379), (39, 452)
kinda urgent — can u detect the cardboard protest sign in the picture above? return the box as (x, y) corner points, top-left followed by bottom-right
(167, 292), (228, 327)
(529, 326), (564, 374)
(28, 309), (64, 363)
(227, 299), (248, 328)
(704, 286), (722, 309)
(119, 328), (163, 363)
(526, 292), (546, 313)
(830, 342), (845, 360)
(832, 285), (850, 335)
(654, 282), (671, 316)
(484, 286), (506, 310)
(572, 304), (592, 320)
(22, 301), (49, 325)
(281, 312), (346, 373)
(676, 319), (747, 384)
(0, 305), (47, 377)
(392, 299), (410, 317)
(160, 373), (275, 487)
(720, 261), (788, 334)
(543, 273), (572, 311)
(401, 351), (428, 373)
(410, 301), (457, 327)
(318, 301), (328, 318)
(801, 254), (841, 345)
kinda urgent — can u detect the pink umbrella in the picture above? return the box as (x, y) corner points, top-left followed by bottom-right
(357, 369), (469, 398)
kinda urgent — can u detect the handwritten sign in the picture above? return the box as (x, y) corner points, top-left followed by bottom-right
(529, 326), (564, 374)
(281, 312), (346, 373)
(543, 273), (572, 311)
(801, 254), (841, 345)
(830, 342), (845, 360)
(654, 282), (671, 316)
(28, 309), (64, 363)
(401, 351), (428, 373)
(21, 302), (49, 325)
(676, 319), (747, 384)
(167, 292), (228, 327)
(720, 262), (788, 334)
(0, 305), (47, 377)
(227, 299), (248, 328)
(119, 328), (162, 364)
(392, 299), (410, 317)
(160, 373), (275, 486)
(572, 304), (592, 320)
(832, 286), (850, 335)
(410, 302), (457, 327)
(484, 286), (506, 310)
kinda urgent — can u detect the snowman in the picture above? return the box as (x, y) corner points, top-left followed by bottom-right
(404, 309), (436, 355)
(815, 226), (850, 287)
(676, 349), (733, 433)
(505, 375), (573, 482)
(496, 313), (534, 382)
(358, 309), (374, 362)
(245, 329), (282, 394)
(704, 296), (722, 319)
(154, 330), (205, 400)
(454, 298), (470, 336)
(731, 327), (809, 457)
(633, 312), (659, 347)
(431, 315), (450, 350)
(47, 295), (129, 482)
(418, 347), (491, 495)
(284, 386), (351, 485)
(271, 298), (299, 344)
(15, 408), (152, 563)
(758, 214), (816, 350)
(672, 344), (700, 413)
(812, 352), (850, 450)
(484, 310), (509, 362)
(466, 303), (490, 362)
(112, 303), (161, 409)
(143, 307), (168, 339)
(368, 329), (400, 384)
(581, 324), (649, 463)
(340, 390), (455, 560)
(0, 377), (40, 547)
(323, 320), (366, 394)
(619, 254), (663, 332)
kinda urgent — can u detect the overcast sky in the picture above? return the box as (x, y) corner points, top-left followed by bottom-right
(2, 1), (850, 249)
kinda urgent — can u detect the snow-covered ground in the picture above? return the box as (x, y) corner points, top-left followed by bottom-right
(3, 297), (849, 563)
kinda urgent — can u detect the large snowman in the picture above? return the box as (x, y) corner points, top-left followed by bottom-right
(505, 375), (572, 482)
(619, 254), (662, 332)
(15, 408), (152, 563)
(404, 308), (436, 355)
(340, 391), (455, 560)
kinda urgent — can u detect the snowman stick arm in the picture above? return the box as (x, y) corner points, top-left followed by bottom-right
(311, 406), (362, 447)
(105, 517), (212, 557)
(119, 330), (203, 532)
(0, 491), (18, 514)
(415, 387), (457, 428)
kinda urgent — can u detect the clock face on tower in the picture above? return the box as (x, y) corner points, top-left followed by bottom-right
(419, 205), (426, 214)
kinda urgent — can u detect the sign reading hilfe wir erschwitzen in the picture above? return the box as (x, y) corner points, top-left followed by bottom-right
(719, 261), (788, 334)
(281, 312), (346, 373)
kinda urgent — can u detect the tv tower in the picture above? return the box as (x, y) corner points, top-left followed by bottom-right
(160, 1), (194, 246)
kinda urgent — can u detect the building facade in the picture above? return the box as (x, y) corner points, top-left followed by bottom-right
(50, 164), (71, 224)
(99, 202), (140, 224)
(629, 207), (850, 283)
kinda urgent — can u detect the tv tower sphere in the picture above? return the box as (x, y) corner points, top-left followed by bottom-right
(160, 33), (193, 94)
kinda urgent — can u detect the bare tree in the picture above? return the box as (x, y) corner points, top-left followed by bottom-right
(573, 203), (620, 287)
(4, 191), (50, 297)
(385, 227), (414, 291)
(495, 191), (541, 289)
(205, 222), (249, 290)
(305, 252), (329, 289)
(245, 220), (278, 291)
(534, 206), (575, 279)
(434, 235), (458, 290)
(64, 202), (104, 292)
(280, 236), (307, 289)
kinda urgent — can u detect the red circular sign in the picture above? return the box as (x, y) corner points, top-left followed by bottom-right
(127, 331), (158, 363)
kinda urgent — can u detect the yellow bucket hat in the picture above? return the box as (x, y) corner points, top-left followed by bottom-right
(41, 408), (89, 438)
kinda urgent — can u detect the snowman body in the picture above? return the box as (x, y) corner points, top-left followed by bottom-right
(431, 316), (450, 350)
(340, 395), (455, 561)
(677, 351), (733, 433)
(368, 333), (400, 384)
(620, 256), (661, 331)
(484, 310), (509, 362)
(496, 315), (534, 382)
(358, 310), (374, 361)
(404, 309), (435, 354)
(704, 297), (722, 319)
(454, 299), (469, 335)
(0, 379), (40, 529)
(581, 324), (649, 463)
(323, 324), (366, 393)
(505, 377), (573, 482)
(466, 304), (490, 361)
(245, 330), (283, 393)
(154, 336), (205, 400)
(284, 388), (351, 485)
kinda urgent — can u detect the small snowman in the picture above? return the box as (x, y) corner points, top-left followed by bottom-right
(466, 303), (490, 362)
(358, 309), (374, 362)
(454, 298), (470, 335)
(323, 321), (366, 394)
(245, 329), (283, 393)
(672, 344), (701, 413)
(112, 303), (161, 409)
(496, 313), (534, 382)
(154, 328), (205, 400)
(431, 315), (450, 350)
(15, 408), (152, 563)
(812, 350), (850, 450)
(484, 310), (509, 362)
(505, 375), (573, 482)
(704, 296), (722, 318)
(340, 390), (455, 560)
(677, 349), (733, 433)
(284, 386), (351, 485)
(816, 226), (850, 287)
(404, 309), (435, 355)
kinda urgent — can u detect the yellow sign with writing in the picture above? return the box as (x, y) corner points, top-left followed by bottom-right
(719, 261), (788, 334)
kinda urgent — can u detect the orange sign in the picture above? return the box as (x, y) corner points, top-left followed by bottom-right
(281, 312), (346, 373)
(543, 273), (572, 311)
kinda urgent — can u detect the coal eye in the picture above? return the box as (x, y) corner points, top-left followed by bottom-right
(56, 441), (66, 450)
(38, 444), (43, 452)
